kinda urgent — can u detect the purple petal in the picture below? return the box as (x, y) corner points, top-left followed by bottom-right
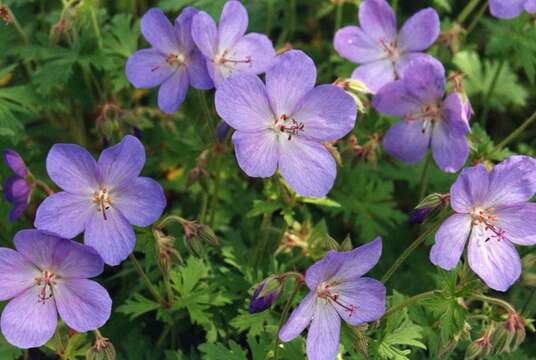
(402, 57), (445, 105)
(431, 121), (469, 173)
(333, 26), (384, 64)
(98, 135), (145, 190)
(430, 214), (472, 270)
(485, 157), (536, 207)
(266, 50), (316, 117)
(191, 11), (218, 58)
(232, 130), (279, 178)
(398, 8), (440, 52)
(113, 177), (166, 227)
(495, 155), (536, 195)
(35, 192), (93, 240)
(46, 143), (99, 194)
(372, 80), (420, 116)
(125, 49), (174, 89)
(141, 8), (178, 54)
(14, 230), (61, 271)
(278, 137), (336, 198)
(53, 240), (104, 279)
(383, 120), (431, 164)
(54, 279), (111, 332)
(489, 0), (526, 19)
(9, 202), (28, 222)
(84, 208), (135, 266)
(187, 50), (214, 90)
(450, 164), (490, 213)
(3, 149), (28, 177)
(495, 203), (536, 246)
(441, 93), (471, 136)
(306, 302), (341, 360)
(468, 224), (521, 292)
(359, 0), (397, 42)
(218, 0), (248, 50)
(279, 292), (316, 342)
(526, 0), (536, 13)
(174, 7), (198, 53)
(351, 59), (395, 94)
(1, 286), (57, 349)
(215, 74), (273, 131)
(395, 52), (438, 79)
(0, 248), (37, 301)
(333, 277), (386, 326)
(157, 67), (189, 114)
(3, 176), (30, 204)
(293, 85), (357, 142)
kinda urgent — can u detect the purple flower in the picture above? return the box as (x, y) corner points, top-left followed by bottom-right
(373, 57), (471, 173)
(3, 149), (31, 221)
(125, 7), (213, 114)
(333, 0), (440, 93)
(490, 0), (536, 19)
(0, 230), (111, 349)
(215, 50), (357, 197)
(279, 238), (385, 360)
(430, 156), (536, 291)
(191, 0), (276, 87)
(34, 135), (166, 266)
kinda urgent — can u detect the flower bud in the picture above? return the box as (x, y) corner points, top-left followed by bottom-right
(249, 276), (283, 314)
(325, 235), (341, 251)
(186, 166), (209, 190)
(409, 193), (450, 225)
(0, 6), (12, 24)
(182, 220), (218, 256)
(86, 337), (116, 360)
(465, 334), (492, 360)
(408, 207), (432, 225)
(334, 78), (371, 113)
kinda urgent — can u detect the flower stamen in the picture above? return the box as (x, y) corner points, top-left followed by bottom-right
(35, 271), (57, 303)
(94, 189), (113, 221)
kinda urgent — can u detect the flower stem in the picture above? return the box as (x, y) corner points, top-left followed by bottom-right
(457, 0), (481, 24)
(495, 111), (536, 152)
(418, 152), (432, 200)
(480, 59), (504, 127)
(334, 0), (343, 34)
(465, 1), (489, 37)
(273, 280), (303, 360)
(89, 5), (102, 49)
(383, 290), (439, 318)
(128, 253), (166, 307)
(34, 179), (55, 195)
(472, 294), (516, 314)
(198, 191), (209, 224)
(254, 212), (272, 266)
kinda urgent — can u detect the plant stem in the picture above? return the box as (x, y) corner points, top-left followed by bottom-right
(274, 280), (303, 360)
(198, 191), (209, 224)
(334, 1), (343, 34)
(480, 59), (504, 127)
(208, 167), (220, 227)
(465, 1), (489, 37)
(254, 212), (272, 266)
(265, 0), (274, 37)
(383, 290), (439, 318)
(472, 294), (516, 314)
(495, 111), (536, 152)
(392, 0), (399, 14)
(89, 5), (102, 49)
(457, 0), (481, 24)
(34, 179), (54, 195)
(197, 91), (216, 139)
(129, 253), (166, 306)
(418, 152), (432, 200)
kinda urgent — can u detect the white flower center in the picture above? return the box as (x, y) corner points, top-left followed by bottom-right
(471, 207), (505, 242)
(93, 188), (113, 221)
(317, 281), (357, 317)
(272, 114), (304, 141)
(405, 103), (442, 134)
(380, 38), (400, 63)
(34, 270), (57, 303)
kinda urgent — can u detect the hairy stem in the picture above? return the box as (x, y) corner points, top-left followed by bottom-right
(383, 290), (440, 318)
(129, 253), (166, 306)
(472, 294), (516, 314)
(457, 0), (481, 24)
(495, 111), (536, 151)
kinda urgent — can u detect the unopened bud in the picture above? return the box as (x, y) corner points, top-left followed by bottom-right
(86, 337), (116, 360)
(465, 334), (492, 359)
(249, 276), (283, 314)
(408, 207), (432, 225)
(340, 235), (353, 251)
(503, 312), (526, 352)
(325, 235), (340, 251)
(182, 220), (218, 256)
(186, 166), (209, 190)
(334, 79), (371, 113)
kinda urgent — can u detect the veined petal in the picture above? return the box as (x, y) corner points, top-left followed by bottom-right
(232, 130), (279, 178)
(333, 277), (386, 326)
(3, 176), (30, 204)
(395, 52), (438, 80)
(485, 157), (536, 207)
(431, 120), (469, 173)
(333, 26), (385, 64)
(351, 59), (395, 94)
(398, 8), (440, 52)
(54, 279), (111, 332)
(430, 214), (472, 270)
(141, 8), (178, 54)
(495, 203), (536, 246)
(279, 292), (316, 342)
(372, 80), (420, 116)
(218, 0), (248, 50)
(157, 67), (189, 114)
(14, 230), (62, 272)
(382, 120), (431, 164)
(98, 135), (146, 190)
(306, 301), (341, 360)
(174, 7), (198, 53)
(441, 93), (471, 136)
(495, 155), (536, 195)
(450, 164), (489, 213)
(125, 49), (174, 89)
(9, 202), (28, 223)
(53, 240), (104, 279)
(402, 57), (445, 105)
(1, 286), (57, 349)
(489, 0), (526, 19)
(191, 11), (218, 59)
(359, 0), (397, 42)
(0, 248), (38, 301)
(187, 49), (214, 90)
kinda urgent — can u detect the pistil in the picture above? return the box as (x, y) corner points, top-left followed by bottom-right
(35, 270), (57, 303)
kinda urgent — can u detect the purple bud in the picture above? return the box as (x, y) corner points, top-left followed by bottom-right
(3, 149), (28, 177)
(249, 276), (282, 314)
(216, 122), (231, 142)
(408, 207), (432, 225)
(3, 176), (31, 221)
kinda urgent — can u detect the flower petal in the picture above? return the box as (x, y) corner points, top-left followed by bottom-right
(526, 0), (536, 13)
(485, 157), (536, 207)
(430, 214), (472, 270)
(46, 143), (99, 194)
(3, 149), (28, 177)
(191, 11), (218, 58)
(0, 248), (38, 301)
(431, 120), (469, 173)
(372, 80), (420, 116)
(333, 277), (386, 326)
(395, 52), (438, 79)
(382, 120), (431, 164)
(174, 7), (198, 53)
(1, 286), (57, 349)
(187, 49), (214, 90)
(306, 301), (341, 360)
(333, 26), (384, 64)
(218, 0), (248, 50)
(35, 192), (93, 240)
(9, 202), (28, 222)
(3, 176), (30, 204)
(98, 135), (145, 190)
(54, 279), (111, 332)
(495, 203), (536, 246)
(53, 240), (104, 279)
(278, 137), (336, 198)
(112, 177), (166, 227)
(14, 230), (61, 271)
(450, 164), (489, 213)
(402, 57), (445, 105)
(125, 49), (174, 89)
(84, 208), (135, 266)
(489, 0), (526, 19)
(232, 130), (279, 178)
(441, 93), (471, 136)
(266, 50), (316, 117)
(351, 59), (395, 94)
(468, 224), (521, 292)
(141, 8), (178, 54)
(398, 8), (440, 52)
(279, 292), (316, 342)
(157, 67), (189, 114)
(495, 155), (536, 195)
(359, 0), (397, 42)
(215, 74), (273, 131)
(293, 85), (357, 142)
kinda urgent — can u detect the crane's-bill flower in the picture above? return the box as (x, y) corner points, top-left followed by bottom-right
(0, 230), (111, 349)
(430, 156), (536, 291)
(35, 135), (166, 266)
(125, 7), (213, 114)
(373, 57), (471, 173)
(279, 237), (385, 360)
(3, 149), (31, 221)
(191, 0), (276, 87)
(490, 0), (536, 19)
(215, 50), (357, 198)
(333, 0), (440, 93)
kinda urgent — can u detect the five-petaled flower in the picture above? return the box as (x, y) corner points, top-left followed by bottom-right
(334, 0), (440, 93)
(0, 230), (111, 349)
(490, 0), (536, 19)
(373, 57), (472, 173)
(430, 156), (536, 291)
(34, 135), (166, 266)
(215, 50), (357, 198)
(3, 149), (31, 222)
(279, 237), (385, 360)
(191, 0), (276, 87)
(126, 7), (213, 114)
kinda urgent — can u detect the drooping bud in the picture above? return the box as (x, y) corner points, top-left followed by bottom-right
(153, 228), (182, 274)
(182, 220), (218, 257)
(498, 312), (526, 353)
(465, 333), (493, 359)
(86, 336), (116, 360)
(333, 78), (371, 113)
(249, 275), (283, 314)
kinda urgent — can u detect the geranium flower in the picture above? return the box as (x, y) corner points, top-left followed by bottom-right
(35, 135), (166, 266)
(191, 0), (276, 87)
(373, 57), (471, 173)
(125, 7), (213, 114)
(333, 0), (440, 93)
(490, 0), (536, 19)
(3, 149), (31, 221)
(430, 156), (536, 291)
(279, 237), (385, 360)
(0, 230), (111, 349)
(214, 50), (357, 197)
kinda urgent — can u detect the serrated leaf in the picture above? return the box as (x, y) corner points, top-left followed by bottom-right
(198, 340), (248, 360)
(116, 293), (161, 320)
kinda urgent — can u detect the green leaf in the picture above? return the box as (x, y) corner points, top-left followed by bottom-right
(300, 196), (342, 208)
(116, 294), (161, 320)
(198, 340), (248, 360)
